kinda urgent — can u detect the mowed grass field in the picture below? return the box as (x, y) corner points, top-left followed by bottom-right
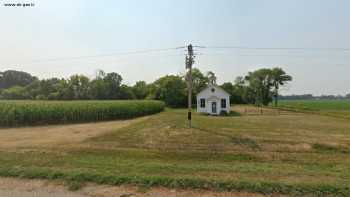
(0, 106), (350, 195)
(278, 99), (350, 119)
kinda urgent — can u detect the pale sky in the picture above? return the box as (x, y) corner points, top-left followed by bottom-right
(0, 0), (349, 95)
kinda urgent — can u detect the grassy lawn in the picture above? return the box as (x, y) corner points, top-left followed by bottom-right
(278, 99), (350, 119)
(1, 106), (350, 195)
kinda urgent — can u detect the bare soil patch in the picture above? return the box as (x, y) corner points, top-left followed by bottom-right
(0, 177), (266, 197)
(0, 117), (149, 150)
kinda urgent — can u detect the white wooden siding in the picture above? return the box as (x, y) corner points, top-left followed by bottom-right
(196, 84), (230, 115)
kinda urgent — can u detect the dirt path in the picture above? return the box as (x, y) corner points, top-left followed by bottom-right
(0, 117), (149, 150)
(0, 177), (265, 197)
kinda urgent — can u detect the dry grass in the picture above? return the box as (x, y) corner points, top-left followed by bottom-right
(0, 116), (150, 150)
(0, 106), (350, 195)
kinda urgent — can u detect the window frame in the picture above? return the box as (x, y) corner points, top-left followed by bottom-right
(200, 98), (206, 108)
(221, 98), (226, 108)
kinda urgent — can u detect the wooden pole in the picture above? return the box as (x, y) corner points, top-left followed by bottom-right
(186, 44), (194, 128)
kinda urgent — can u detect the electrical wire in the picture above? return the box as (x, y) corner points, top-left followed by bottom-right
(9, 45), (350, 65)
(202, 46), (350, 51)
(22, 47), (186, 64)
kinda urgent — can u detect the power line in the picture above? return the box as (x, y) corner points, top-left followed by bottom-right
(20, 47), (185, 64)
(203, 46), (350, 51)
(197, 53), (350, 58)
(9, 44), (350, 65)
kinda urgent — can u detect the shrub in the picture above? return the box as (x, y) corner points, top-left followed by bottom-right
(0, 100), (165, 127)
(219, 110), (228, 116)
(312, 143), (350, 153)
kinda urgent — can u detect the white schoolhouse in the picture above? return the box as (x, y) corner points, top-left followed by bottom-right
(196, 84), (230, 115)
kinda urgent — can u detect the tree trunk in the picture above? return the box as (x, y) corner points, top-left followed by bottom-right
(274, 88), (279, 107)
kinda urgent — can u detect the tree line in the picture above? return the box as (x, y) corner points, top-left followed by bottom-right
(280, 94), (350, 100)
(0, 68), (293, 107)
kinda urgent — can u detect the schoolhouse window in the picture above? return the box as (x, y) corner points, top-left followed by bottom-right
(211, 88), (215, 93)
(200, 98), (205, 108)
(221, 99), (226, 108)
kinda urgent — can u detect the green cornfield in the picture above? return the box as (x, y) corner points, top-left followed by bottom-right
(278, 99), (350, 119)
(0, 100), (165, 127)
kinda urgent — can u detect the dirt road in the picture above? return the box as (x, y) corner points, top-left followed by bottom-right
(0, 178), (264, 197)
(0, 117), (149, 150)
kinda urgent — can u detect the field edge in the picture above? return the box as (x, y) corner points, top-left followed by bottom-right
(0, 167), (349, 196)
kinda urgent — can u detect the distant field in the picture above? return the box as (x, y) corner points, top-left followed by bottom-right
(0, 100), (165, 127)
(0, 107), (350, 195)
(278, 99), (350, 119)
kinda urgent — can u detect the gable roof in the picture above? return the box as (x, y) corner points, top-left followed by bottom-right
(197, 84), (230, 97)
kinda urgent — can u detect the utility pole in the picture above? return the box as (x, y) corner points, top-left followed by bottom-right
(186, 44), (194, 128)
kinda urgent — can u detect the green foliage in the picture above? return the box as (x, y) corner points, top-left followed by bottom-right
(313, 143), (350, 153)
(230, 136), (260, 150)
(67, 181), (84, 191)
(221, 82), (246, 104)
(232, 67), (292, 106)
(0, 68), (293, 107)
(148, 75), (187, 107)
(219, 110), (228, 116)
(191, 68), (209, 96)
(103, 72), (124, 99)
(206, 71), (217, 84)
(65, 75), (91, 99)
(245, 68), (274, 106)
(132, 81), (149, 99)
(118, 85), (136, 99)
(0, 86), (29, 99)
(0, 70), (132, 100)
(270, 68), (292, 107)
(0, 100), (165, 126)
(89, 78), (109, 99)
(0, 70), (37, 89)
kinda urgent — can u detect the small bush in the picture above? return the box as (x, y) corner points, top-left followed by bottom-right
(312, 143), (350, 153)
(67, 181), (84, 191)
(228, 110), (241, 116)
(220, 110), (228, 116)
(230, 136), (260, 150)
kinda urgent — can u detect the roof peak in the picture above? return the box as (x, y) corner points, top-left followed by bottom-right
(197, 84), (230, 96)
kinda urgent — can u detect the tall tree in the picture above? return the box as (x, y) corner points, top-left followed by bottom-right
(271, 68), (292, 106)
(148, 75), (186, 107)
(90, 70), (108, 99)
(0, 70), (37, 89)
(245, 69), (274, 106)
(118, 85), (135, 99)
(66, 75), (90, 99)
(206, 71), (217, 85)
(104, 72), (123, 99)
(346, 94), (350, 99)
(89, 78), (108, 99)
(191, 68), (209, 96)
(132, 81), (149, 99)
(8, 77), (63, 100)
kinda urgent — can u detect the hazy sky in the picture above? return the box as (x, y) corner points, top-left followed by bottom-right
(1, 0), (349, 95)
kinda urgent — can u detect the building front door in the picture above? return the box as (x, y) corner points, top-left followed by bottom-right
(212, 102), (217, 114)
